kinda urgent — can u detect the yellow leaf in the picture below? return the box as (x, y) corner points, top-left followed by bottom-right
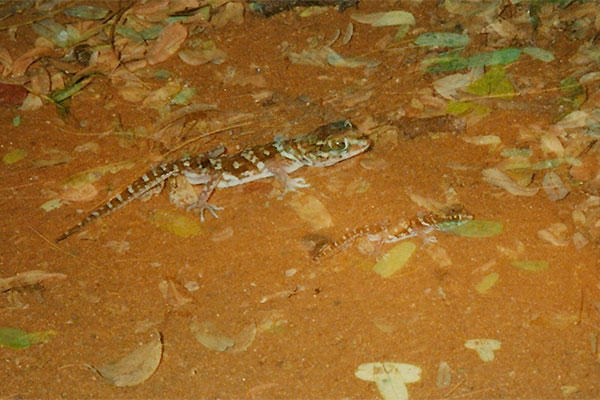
(148, 210), (202, 238)
(372, 242), (416, 278)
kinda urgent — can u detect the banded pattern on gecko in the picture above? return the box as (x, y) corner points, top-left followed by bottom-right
(313, 204), (473, 261)
(56, 120), (371, 242)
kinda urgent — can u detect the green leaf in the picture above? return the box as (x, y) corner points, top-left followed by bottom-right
(466, 65), (515, 98)
(170, 88), (196, 105)
(31, 19), (79, 48)
(475, 272), (499, 294)
(523, 47), (554, 62)
(426, 56), (468, 72)
(467, 48), (521, 68)
(446, 101), (490, 116)
(0, 327), (57, 349)
(115, 25), (145, 42)
(12, 115), (21, 127)
(512, 260), (549, 271)
(2, 149), (27, 164)
(63, 5), (109, 20)
(414, 32), (470, 48)
(447, 220), (503, 238)
(140, 25), (163, 40)
(50, 77), (93, 103)
(40, 198), (63, 212)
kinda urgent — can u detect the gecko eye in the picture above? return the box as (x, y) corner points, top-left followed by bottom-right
(329, 138), (349, 152)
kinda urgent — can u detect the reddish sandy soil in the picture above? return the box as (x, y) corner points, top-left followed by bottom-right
(1, 1), (600, 398)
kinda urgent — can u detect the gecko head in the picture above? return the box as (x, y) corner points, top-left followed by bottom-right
(291, 121), (371, 167)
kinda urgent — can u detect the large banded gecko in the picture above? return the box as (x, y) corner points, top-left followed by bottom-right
(56, 120), (371, 242)
(313, 204), (473, 261)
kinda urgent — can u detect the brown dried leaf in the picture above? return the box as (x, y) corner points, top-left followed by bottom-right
(12, 46), (55, 77)
(0, 83), (28, 106)
(212, 2), (245, 28)
(29, 67), (51, 95)
(146, 23), (188, 65)
(0, 46), (13, 76)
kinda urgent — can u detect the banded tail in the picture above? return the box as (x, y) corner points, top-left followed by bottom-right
(55, 146), (224, 242)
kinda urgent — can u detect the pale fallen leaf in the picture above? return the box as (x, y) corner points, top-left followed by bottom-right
(540, 134), (564, 157)
(212, 1), (244, 28)
(436, 361), (451, 389)
(355, 362), (421, 400)
(0, 270), (66, 292)
(230, 322), (257, 353)
(542, 171), (569, 201)
(91, 334), (163, 387)
(537, 223), (569, 246)
(482, 168), (539, 196)
(189, 321), (234, 352)
(104, 240), (131, 254)
(288, 194), (332, 230)
(351, 11), (416, 27)
(60, 182), (99, 202)
(464, 338), (501, 362)
(146, 23), (187, 65)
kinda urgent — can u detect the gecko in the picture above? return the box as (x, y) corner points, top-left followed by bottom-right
(56, 120), (371, 242)
(312, 203), (473, 261)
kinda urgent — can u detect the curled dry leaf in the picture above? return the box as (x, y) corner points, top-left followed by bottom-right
(12, 46), (55, 77)
(0, 46), (13, 75)
(91, 334), (163, 387)
(542, 171), (569, 201)
(482, 168), (539, 196)
(146, 23), (188, 65)
(0, 270), (66, 291)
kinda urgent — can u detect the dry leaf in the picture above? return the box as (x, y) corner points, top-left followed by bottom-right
(537, 223), (569, 246)
(288, 194), (332, 230)
(212, 2), (244, 29)
(0, 270), (66, 291)
(91, 334), (163, 387)
(482, 168), (539, 196)
(146, 23), (188, 65)
(542, 171), (569, 201)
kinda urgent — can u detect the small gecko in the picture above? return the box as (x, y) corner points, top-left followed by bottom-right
(56, 120), (371, 242)
(313, 204), (473, 261)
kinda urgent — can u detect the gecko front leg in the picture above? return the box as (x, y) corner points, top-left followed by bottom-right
(178, 171), (224, 221)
